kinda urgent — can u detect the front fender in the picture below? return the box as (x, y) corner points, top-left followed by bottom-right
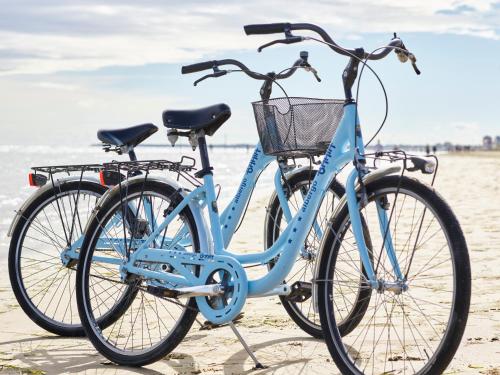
(7, 175), (101, 237)
(89, 175), (212, 255)
(325, 165), (402, 226)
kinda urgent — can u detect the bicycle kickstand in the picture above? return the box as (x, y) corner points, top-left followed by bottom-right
(229, 321), (265, 369)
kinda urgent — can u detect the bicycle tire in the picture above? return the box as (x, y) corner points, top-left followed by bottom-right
(318, 175), (471, 374)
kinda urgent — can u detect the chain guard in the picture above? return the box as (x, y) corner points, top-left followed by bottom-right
(195, 255), (247, 325)
(131, 249), (248, 324)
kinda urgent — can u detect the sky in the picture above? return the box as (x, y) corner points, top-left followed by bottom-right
(0, 0), (499, 147)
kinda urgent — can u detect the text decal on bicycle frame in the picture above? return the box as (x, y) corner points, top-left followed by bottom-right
(234, 147), (262, 204)
(301, 180), (318, 213)
(318, 143), (335, 175)
(301, 142), (336, 213)
(246, 148), (261, 174)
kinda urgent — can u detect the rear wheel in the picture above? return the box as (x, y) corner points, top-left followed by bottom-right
(318, 176), (471, 374)
(265, 169), (372, 338)
(8, 180), (106, 336)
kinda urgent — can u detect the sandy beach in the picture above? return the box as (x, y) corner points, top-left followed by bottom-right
(0, 152), (499, 375)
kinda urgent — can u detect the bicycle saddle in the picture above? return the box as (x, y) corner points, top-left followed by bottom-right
(97, 123), (158, 148)
(162, 103), (231, 136)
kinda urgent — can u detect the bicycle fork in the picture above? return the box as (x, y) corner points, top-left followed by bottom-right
(345, 168), (405, 292)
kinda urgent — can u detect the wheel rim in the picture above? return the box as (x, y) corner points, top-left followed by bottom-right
(15, 189), (101, 329)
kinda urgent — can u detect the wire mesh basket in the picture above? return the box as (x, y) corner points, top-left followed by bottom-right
(252, 97), (345, 157)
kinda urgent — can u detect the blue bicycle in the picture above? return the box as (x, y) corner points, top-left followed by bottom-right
(75, 23), (471, 374)
(8, 53), (348, 339)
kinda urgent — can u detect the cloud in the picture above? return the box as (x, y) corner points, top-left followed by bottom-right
(436, 4), (476, 15)
(0, 77), (192, 145)
(0, 0), (498, 75)
(35, 81), (80, 91)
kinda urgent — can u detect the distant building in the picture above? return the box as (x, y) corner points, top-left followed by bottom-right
(483, 135), (493, 150)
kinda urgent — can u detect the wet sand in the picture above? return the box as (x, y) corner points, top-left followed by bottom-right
(0, 153), (499, 374)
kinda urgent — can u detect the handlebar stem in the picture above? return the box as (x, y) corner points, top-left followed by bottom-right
(342, 48), (364, 101)
(260, 72), (275, 101)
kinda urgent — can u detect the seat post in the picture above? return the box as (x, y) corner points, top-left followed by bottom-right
(196, 132), (213, 177)
(195, 131), (225, 252)
(128, 148), (137, 161)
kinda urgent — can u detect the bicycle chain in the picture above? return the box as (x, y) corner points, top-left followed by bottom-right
(83, 270), (199, 312)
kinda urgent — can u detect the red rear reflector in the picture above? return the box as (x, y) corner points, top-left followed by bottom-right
(28, 173), (36, 187)
(99, 170), (106, 186)
(28, 173), (47, 187)
(99, 170), (124, 186)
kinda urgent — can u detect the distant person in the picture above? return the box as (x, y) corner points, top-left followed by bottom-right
(425, 144), (430, 155)
(432, 145), (437, 154)
(375, 139), (383, 155)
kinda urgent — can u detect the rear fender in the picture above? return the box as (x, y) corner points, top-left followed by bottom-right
(263, 165), (316, 244)
(7, 176), (101, 237)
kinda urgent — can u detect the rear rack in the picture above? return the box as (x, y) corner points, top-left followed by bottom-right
(30, 156), (199, 187)
(32, 156), (196, 175)
(102, 157), (196, 173)
(31, 163), (104, 175)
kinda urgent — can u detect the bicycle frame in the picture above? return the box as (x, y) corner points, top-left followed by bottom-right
(122, 101), (402, 297)
(59, 143), (312, 265)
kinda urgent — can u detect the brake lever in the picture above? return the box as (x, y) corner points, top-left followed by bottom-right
(193, 70), (227, 86)
(258, 36), (304, 52)
(297, 51), (321, 82)
(393, 34), (421, 76)
(408, 53), (421, 75)
(303, 64), (322, 82)
(397, 50), (421, 75)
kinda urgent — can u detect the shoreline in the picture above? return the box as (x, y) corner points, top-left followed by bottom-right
(444, 150), (500, 158)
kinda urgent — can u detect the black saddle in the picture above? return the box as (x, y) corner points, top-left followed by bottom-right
(97, 123), (158, 148)
(162, 103), (231, 136)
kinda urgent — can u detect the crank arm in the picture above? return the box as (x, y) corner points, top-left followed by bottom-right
(175, 284), (224, 297)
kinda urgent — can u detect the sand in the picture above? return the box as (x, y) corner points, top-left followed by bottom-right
(0, 153), (498, 374)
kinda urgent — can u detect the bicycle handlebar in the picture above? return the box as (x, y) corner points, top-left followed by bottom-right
(244, 23), (289, 35)
(182, 58), (266, 80)
(244, 22), (421, 75)
(244, 22), (403, 60)
(181, 54), (313, 82)
(181, 61), (217, 74)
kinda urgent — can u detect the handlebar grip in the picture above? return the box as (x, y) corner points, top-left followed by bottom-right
(181, 60), (217, 74)
(244, 23), (290, 35)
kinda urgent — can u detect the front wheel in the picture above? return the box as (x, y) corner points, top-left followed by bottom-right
(318, 175), (471, 375)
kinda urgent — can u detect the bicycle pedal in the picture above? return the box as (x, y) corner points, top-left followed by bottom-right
(286, 281), (312, 303)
